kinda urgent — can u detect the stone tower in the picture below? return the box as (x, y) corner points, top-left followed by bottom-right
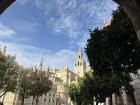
(75, 49), (86, 78)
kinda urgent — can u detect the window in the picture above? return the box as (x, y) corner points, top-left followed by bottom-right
(49, 99), (51, 103)
(53, 99), (54, 103)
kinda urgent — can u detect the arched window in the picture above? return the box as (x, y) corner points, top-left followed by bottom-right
(79, 55), (80, 58)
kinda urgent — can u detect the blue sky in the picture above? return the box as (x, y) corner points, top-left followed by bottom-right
(0, 0), (117, 70)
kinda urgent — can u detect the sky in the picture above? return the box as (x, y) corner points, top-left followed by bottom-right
(0, 0), (117, 71)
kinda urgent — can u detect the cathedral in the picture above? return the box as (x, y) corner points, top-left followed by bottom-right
(0, 49), (90, 105)
(1, 49), (139, 105)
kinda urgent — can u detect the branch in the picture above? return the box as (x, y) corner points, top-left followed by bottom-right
(0, 91), (6, 98)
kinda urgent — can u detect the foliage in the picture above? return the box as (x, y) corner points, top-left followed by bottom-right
(18, 69), (52, 105)
(68, 83), (82, 105)
(69, 72), (115, 105)
(0, 46), (53, 105)
(18, 68), (33, 105)
(0, 48), (19, 97)
(30, 71), (52, 103)
(79, 7), (140, 104)
(0, 46), (52, 105)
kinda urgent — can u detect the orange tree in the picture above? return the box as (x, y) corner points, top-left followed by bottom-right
(85, 7), (140, 103)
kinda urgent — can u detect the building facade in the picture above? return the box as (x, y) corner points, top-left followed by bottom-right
(0, 49), (90, 105)
(1, 49), (139, 105)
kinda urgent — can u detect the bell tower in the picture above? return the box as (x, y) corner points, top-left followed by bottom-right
(75, 49), (86, 78)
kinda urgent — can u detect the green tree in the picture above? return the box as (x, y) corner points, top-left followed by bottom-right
(113, 0), (140, 41)
(69, 72), (113, 105)
(30, 71), (52, 104)
(81, 72), (112, 105)
(18, 68), (32, 105)
(0, 48), (19, 98)
(68, 83), (82, 105)
(18, 69), (52, 105)
(86, 7), (140, 103)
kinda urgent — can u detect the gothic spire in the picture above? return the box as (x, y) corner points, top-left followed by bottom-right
(77, 48), (83, 59)
(39, 57), (43, 71)
(3, 46), (6, 54)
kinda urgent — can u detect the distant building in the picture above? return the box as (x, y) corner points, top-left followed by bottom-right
(0, 49), (91, 105)
(75, 49), (87, 78)
(1, 48), (138, 105)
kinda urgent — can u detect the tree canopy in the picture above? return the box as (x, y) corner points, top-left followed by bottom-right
(18, 68), (52, 105)
(0, 47), (52, 105)
(30, 71), (52, 104)
(0, 48), (19, 98)
(69, 7), (140, 105)
(86, 7), (140, 76)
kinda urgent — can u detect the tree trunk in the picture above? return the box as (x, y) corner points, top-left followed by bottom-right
(110, 96), (112, 105)
(21, 89), (25, 105)
(117, 95), (124, 105)
(2, 93), (6, 103)
(0, 91), (6, 98)
(127, 89), (137, 105)
(120, 0), (140, 41)
(131, 92), (137, 105)
(32, 96), (35, 105)
(35, 95), (39, 105)
(96, 101), (99, 105)
(21, 96), (25, 105)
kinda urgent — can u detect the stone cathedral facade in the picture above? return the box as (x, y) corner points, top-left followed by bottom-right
(0, 49), (90, 105)
(1, 49), (139, 105)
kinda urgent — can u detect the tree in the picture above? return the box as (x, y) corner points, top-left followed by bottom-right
(0, 48), (19, 98)
(18, 68), (32, 105)
(68, 83), (82, 105)
(30, 71), (52, 104)
(86, 7), (140, 103)
(18, 69), (52, 105)
(113, 0), (140, 41)
(69, 72), (114, 105)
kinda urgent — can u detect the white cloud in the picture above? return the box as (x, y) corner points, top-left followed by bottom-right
(0, 22), (15, 37)
(17, 0), (30, 5)
(0, 0), (119, 74)
(45, 0), (117, 39)
(76, 32), (89, 49)
(9, 20), (41, 34)
(17, 0), (117, 40)
(0, 41), (76, 70)
(48, 16), (80, 38)
(44, 49), (76, 70)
